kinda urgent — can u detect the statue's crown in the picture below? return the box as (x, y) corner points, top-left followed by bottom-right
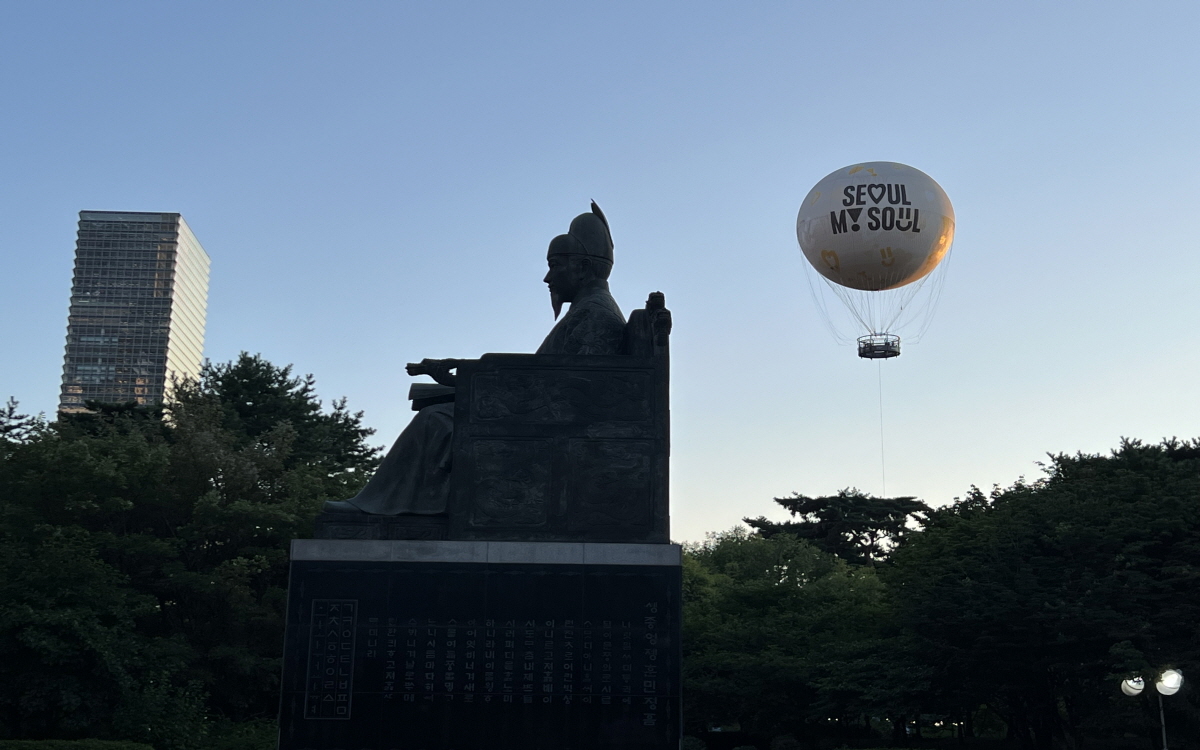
(547, 201), (613, 263)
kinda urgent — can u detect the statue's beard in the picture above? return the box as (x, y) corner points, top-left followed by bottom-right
(551, 291), (563, 320)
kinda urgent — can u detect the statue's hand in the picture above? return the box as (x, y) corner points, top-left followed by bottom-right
(406, 358), (460, 387)
(405, 360), (432, 377)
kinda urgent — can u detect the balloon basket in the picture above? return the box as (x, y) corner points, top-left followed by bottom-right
(857, 334), (900, 359)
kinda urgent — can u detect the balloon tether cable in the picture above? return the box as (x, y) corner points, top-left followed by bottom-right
(877, 360), (886, 497)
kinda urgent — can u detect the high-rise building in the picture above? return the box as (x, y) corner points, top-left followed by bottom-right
(59, 211), (210, 412)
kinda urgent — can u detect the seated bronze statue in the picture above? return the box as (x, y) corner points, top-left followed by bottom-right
(319, 203), (670, 543)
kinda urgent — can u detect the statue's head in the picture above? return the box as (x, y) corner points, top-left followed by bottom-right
(545, 202), (614, 319)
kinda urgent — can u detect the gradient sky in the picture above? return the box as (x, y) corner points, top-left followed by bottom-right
(2, 2), (1198, 542)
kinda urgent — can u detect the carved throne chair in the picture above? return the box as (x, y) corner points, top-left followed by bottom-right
(315, 294), (671, 543)
(447, 292), (671, 543)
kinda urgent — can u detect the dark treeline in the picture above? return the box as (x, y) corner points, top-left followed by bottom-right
(2, 354), (1198, 750)
(0, 355), (378, 750)
(690, 464), (1200, 749)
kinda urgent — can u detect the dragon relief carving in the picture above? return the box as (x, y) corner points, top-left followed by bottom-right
(468, 439), (552, 526)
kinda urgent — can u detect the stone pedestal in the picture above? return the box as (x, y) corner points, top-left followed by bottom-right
(278, 540), (681, 750)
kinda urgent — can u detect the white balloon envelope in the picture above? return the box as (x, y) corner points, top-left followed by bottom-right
(797, 161), (955, 292)
(795, 162), (956, 358)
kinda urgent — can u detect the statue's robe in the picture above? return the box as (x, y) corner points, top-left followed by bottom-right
(344, 286), (626, 515)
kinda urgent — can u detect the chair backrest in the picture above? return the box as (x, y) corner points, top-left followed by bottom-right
(621, 291), (672, 358)
(446, 294), (671, 543)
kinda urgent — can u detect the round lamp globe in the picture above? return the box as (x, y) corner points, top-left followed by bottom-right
(1121, 677), (1145, 696)
(1156, 669), (1184, 696)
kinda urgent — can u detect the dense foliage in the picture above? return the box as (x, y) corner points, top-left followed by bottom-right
(682, 529), (909, 745)
(745, 489), (930, 566)
(0, 355), (378, 749)
(888, 440), (1200, 748)
(687, 442), (1200, 750)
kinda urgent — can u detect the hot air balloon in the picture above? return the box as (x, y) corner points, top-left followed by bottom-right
(796, 162), (955, 358)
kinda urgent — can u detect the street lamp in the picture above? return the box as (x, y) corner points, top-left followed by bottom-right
(1120, 670), (1184, 749)
(1120, 676), (1144, 696)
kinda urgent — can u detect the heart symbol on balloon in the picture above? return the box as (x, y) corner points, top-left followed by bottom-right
(867, 185), (886, 204)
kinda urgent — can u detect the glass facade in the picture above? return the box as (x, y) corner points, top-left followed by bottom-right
(59, 211), (211, 412)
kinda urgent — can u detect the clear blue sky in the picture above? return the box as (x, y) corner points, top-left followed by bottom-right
(2, 2), (1198, 541)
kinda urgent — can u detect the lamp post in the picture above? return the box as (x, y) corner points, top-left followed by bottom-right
(1121, 670), (1183, 750)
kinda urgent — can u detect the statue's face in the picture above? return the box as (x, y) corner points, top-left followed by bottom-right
(544, 254), (591, 319)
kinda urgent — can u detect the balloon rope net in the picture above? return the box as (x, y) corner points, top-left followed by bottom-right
(803, 243), (955, 345)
